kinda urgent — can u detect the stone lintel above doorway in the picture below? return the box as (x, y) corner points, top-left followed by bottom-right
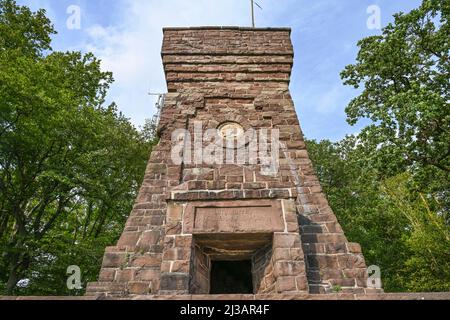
(159, 199), (307, 295)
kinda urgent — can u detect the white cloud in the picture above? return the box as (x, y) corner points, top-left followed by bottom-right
(78, 0), (251, 129)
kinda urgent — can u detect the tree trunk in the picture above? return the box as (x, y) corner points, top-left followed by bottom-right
(5, 264), (19, 295)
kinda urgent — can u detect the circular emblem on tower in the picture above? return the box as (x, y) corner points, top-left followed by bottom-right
(218, 122), (245, 141)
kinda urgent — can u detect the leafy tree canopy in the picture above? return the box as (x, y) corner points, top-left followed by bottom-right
(307, 137), (449, 292)
(341, 0), (449, 197)
(0, 0), (153, 295)
(306, 0), (450, 293)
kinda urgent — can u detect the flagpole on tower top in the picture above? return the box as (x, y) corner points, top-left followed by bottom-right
(251, 0), (255, 28)
(250, 0), (262, 28)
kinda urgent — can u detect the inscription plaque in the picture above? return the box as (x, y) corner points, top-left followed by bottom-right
(184, 200), (284, 233)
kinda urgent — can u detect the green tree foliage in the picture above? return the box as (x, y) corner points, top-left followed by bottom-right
(382, 173), (449, 291)
(0, 0), (153, 295)
(307, 138), (450, 292)
(341, 0), (449, 205)
(309, 0), (450, 293)
(307, 138), (410, 292)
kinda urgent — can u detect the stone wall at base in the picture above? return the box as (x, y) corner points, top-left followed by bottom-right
(2, 292), (450, 300)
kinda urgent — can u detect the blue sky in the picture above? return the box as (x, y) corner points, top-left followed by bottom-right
(18, 0), (422, 141)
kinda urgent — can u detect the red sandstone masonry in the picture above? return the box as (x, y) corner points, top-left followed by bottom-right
(86, 27), (372, 298)
(4, 292), (450, 300)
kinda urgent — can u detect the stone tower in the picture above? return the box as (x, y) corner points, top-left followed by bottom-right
(86, 27), (371, 298)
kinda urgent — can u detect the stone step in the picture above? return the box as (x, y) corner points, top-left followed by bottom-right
(302, 242), (362, 255)
(301, 233), (348, 244)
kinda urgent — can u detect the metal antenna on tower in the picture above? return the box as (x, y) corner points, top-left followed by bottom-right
(148, 92), (166, 113)
(147, 92), (166, 137)
(250, 0), (263, 28)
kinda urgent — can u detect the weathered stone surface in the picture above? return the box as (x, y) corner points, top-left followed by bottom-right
(86, 27), (370, 298)
(130, 254), (161, 268)
(136, 231), (161, 251)
(128, 281), (150, 295)
(160, 274), (190, 291)
(166, 203), (183, 222)
(187, 200), (284, 233)
(102, 253), (127, 268)
(4, 292), (450, 300)
(98, 269), (116, 282)
(276, 276), (297, 293)
(273, 233), (301, 249)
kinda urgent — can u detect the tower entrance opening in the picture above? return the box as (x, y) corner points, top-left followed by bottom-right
(210, 260), (253, 294)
